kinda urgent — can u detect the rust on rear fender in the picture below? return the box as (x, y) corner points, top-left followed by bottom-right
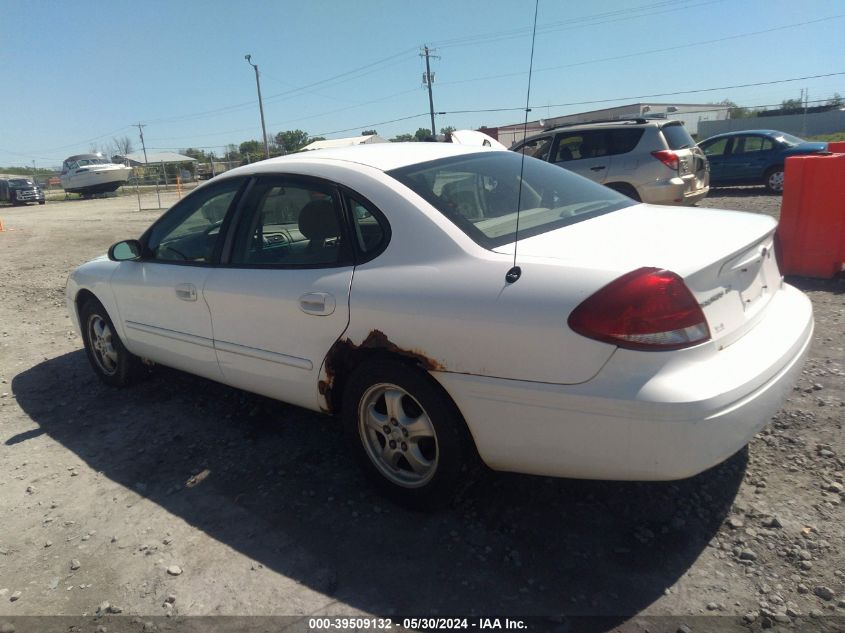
(318, 329), (445, 413)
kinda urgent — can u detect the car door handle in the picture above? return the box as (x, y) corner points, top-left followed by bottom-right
(175, 283), (197, 302)
(590, 165), (606, 171)
(299, 292), (336, 316)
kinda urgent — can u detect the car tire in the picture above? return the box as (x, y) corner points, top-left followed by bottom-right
(38, 200), (46, 205)
(606, 182), (641, 202)
(764, 166), (784, 194)
(343, 359), (469, 508)
(80, 298), (141, 387)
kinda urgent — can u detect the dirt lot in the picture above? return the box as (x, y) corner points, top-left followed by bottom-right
(0, 188), (843, 632)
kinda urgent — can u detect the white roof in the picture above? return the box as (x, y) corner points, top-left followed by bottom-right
(219, 142), (496, 177)
(300, 134), (387, 151)
(119, 151), (197, 164)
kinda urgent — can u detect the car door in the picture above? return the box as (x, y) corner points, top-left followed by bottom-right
(551, 130), (612, 183)
(109, 177), (245, 380)
(719, 135), (765, 183)
(736, 135), (776, 180)
(202, 175), (355, 410)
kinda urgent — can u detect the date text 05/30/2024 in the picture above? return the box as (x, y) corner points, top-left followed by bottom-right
(308, 617), (527, 630)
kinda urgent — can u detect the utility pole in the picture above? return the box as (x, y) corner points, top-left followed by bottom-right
(245, 54), (270, 159)
(802, 88), (809, 137)
(136, 122), (161, 209)
(421, 45), (438, 137)
(32, 160), (36, 185)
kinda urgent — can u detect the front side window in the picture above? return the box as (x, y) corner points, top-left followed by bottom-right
(514, 136), (552, 161)
(390, 151), (634, 249)
(701, 137), (730, 156)
(145, 178), (243, 263)
(230, 179), (350, 267)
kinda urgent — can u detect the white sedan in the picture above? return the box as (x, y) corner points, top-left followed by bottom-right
(66, 143), (813, 506)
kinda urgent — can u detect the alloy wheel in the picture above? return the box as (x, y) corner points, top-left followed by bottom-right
(358, 383), (439, 488)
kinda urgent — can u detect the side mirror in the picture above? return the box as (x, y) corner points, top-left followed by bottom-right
(108, 239), (142, 261)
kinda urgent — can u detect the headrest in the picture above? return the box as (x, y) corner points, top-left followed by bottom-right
(298, 199), (339, 241)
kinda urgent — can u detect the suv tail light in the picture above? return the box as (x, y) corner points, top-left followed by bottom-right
(568, 267), (710, 351)
(651, 150), (679, 171)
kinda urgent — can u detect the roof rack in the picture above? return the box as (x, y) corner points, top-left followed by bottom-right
(542, 117), (650, 132)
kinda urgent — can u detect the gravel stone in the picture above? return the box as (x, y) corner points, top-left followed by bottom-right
(166, 565), (182, 576)
(739, 549), (758, 561)
(9, 591), (21, 602)
(814, 586), (835, 601)
(70, 559), (80, 570)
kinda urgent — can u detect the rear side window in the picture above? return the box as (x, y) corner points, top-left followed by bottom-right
(661, 123), (695, 150)
(738, 136), (774, 153)
(607, 129), (644, 154)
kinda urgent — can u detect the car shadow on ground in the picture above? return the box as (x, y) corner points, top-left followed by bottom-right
(11, 351), (746, 630)
(705, 186), (775, 198)
(787, 275), (845, 295)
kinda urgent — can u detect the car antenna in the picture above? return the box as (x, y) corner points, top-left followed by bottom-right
(506, 0), (540, 285)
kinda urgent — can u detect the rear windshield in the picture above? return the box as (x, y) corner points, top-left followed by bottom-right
(661, 123), (695, 150)
(388, 151), (634, 250)
(775, 133), (805, 147)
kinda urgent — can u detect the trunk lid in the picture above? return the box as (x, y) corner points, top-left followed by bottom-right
(495, 203), (780, 348)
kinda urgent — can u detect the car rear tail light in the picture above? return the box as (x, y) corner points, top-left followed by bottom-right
(651, 150), (679, 171)
(568, 267), (711, 351)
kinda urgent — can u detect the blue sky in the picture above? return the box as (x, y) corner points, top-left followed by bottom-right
(1, 0), (843, 167)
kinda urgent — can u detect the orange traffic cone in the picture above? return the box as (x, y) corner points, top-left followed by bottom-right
(0, 217), (5, 232)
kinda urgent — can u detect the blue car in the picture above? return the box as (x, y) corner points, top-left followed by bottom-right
(698, 130), (827, 193)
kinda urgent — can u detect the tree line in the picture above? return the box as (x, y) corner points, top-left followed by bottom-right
(180, 127), (458, 165)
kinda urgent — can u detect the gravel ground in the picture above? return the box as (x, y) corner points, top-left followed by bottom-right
(0, 189), (843, 632)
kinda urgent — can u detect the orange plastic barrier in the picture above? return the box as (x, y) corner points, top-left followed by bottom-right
(777, 153), (845, 278)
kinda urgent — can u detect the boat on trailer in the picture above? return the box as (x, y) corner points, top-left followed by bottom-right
(60, 154), (132, 196)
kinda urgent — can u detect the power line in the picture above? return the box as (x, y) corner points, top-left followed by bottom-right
(313, 113), (430, 138)
(439, 71), (845, 115)
(437, 15), (845, 89)
(431, 0), (723, 50)
(142, 47), (419, 127)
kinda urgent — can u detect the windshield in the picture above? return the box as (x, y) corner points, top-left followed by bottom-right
(8, 179), (34, 187)
(389, 151), (635, 249)
(774, 133), (806, 147)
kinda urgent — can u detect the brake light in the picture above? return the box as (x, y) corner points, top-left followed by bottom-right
(568, 267), (710, 351)
(651, 150), (679, 171)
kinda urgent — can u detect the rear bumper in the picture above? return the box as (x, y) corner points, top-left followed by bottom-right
(638, 176), (708, 206)
(435, 283), (813, 481)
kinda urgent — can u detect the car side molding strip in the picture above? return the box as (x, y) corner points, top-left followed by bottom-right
(214, 340), (314, 371)
(125, 321), (215, 349)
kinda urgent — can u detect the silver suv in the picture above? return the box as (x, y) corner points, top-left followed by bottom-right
(511, 119), (709, 205)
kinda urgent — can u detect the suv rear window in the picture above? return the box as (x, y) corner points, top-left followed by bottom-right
(661, 123), (695, 150)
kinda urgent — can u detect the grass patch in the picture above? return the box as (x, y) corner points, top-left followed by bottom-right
(806, 131), (845, 142)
